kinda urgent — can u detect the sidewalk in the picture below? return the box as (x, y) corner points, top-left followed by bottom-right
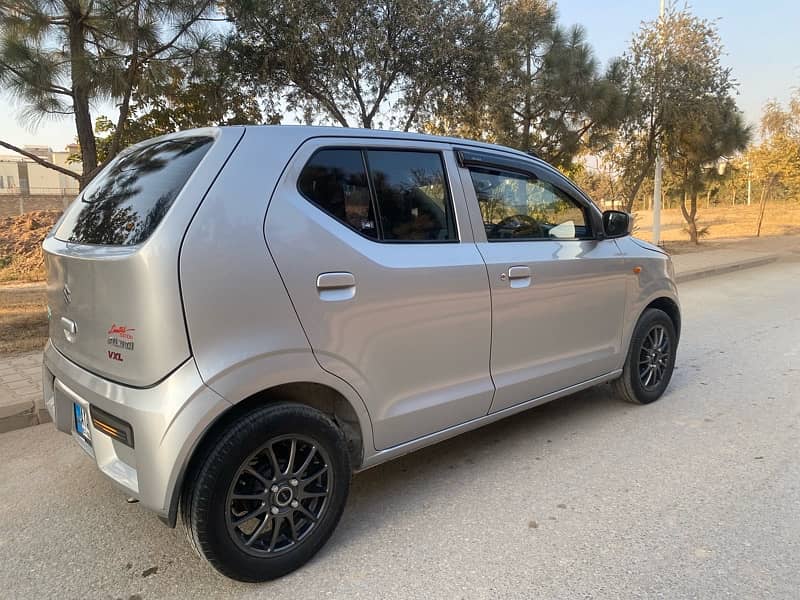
(0, 236), (794, 434)
(0, 353), (48, 433)
(671, 249), (779, 283)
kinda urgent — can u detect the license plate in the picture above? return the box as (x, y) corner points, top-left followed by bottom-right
(74, 403), (92, 444)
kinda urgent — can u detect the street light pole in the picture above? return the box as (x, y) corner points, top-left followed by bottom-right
(652, 0), (665, 245)
(653, 154), (662, 243)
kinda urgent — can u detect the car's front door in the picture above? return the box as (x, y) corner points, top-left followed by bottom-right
(266, 139), (493, 450)
(456, 150), (628, 413)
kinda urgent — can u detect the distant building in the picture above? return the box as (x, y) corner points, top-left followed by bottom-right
(22, 145), (53, 160)
(0, 145), (82, 197)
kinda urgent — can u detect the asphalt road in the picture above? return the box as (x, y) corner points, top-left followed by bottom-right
(1, 259), (799, 600)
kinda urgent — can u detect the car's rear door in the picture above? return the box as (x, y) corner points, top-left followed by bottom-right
(43, 129), (243, 386)
(265, 138), (493, 450)
(456, 149), (628, 413)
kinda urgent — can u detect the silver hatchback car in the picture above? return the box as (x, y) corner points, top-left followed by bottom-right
(42, 126), (680, 581)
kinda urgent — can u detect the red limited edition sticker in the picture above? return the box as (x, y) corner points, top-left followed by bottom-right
(107, 323), (136, 351)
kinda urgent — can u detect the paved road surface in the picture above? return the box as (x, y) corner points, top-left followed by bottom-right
(1, 260), (798, 599)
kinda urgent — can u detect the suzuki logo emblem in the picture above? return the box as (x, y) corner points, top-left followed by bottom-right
(63, 283), (71, 305)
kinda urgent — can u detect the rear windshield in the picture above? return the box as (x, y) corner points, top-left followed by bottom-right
(56, 135), (213, 245)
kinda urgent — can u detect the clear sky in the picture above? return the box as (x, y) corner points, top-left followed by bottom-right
(1, 0), (798, 151)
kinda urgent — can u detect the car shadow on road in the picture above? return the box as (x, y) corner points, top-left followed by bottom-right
(322, 382), (636, 554)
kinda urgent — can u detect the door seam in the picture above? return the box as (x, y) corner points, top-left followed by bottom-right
(260, 146), (378, 448)
(451, 154), (497, 415)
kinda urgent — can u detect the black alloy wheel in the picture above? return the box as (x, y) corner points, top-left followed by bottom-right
(613, 308), (677, 404)
(181, 403), (351, 582)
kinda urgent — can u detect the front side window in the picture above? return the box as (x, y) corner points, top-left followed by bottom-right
(469, 168), (591, 241)
(298, 148), (457, 242)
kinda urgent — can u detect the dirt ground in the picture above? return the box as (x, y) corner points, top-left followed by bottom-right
(0, 284), (48, 356)
(0, 196), (66, 219)
(0, 210), (61, 283)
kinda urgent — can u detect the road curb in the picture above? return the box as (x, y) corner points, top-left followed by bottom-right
(675, 254), (779, 284)
(0, 401), (51, 434)
(0, 399), (38, 434)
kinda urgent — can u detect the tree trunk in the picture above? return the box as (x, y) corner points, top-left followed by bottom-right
(679, 188), (700, 244)
(66, 1), (98, 188)
(624, 155), (656, 213)
(756, 176), (774, 237)
(687, 219), (698, 244)
(689, 192), (699, 244)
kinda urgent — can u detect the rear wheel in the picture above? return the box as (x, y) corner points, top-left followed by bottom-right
(613, 308), (677, 404)
(181, 403), (351, 582)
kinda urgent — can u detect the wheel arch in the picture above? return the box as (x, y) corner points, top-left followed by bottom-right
(644, 296), (681, 341)
(620, 292), (681, 370)
(165, 380), (367, 528)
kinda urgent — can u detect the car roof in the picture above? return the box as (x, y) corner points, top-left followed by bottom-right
(229, 124), (537, 162)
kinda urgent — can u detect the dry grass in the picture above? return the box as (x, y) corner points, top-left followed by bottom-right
(633, 203), (800, 243)
(0, 286), (48, 357)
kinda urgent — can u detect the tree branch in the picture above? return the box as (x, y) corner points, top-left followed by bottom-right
(144, 0), (215, 60)
(0, 140), (82, 181)
(0, 61), (73, 97)
(402, 85), (434, 132)
(304, 86), (350, 127)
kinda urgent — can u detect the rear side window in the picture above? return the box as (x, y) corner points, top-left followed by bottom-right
(56, 136), (213, 245)
(297, 149), (377, 239)
(298, 147), (457, 242)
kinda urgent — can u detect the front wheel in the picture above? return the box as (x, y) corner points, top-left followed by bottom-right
(612, 308), (677, 404)
(181, 403), (351, 582)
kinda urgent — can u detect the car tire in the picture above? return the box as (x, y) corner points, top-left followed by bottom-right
(612, 308), (677, 405)
(181, 403), (351, 582)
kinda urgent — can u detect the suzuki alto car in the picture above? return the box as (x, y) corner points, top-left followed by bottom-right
(42, 126), (680, 581)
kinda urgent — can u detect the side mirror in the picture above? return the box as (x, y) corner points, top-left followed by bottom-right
(602, 210), (632, 238)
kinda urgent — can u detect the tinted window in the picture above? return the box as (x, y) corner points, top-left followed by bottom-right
(469, 168), (590, 241)
(298, 149), (377, 239)
(367, 150), (456, 241)
(55, 136), (212, 246)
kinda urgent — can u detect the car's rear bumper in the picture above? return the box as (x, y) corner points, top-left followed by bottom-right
(42, 340), (230, 518)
